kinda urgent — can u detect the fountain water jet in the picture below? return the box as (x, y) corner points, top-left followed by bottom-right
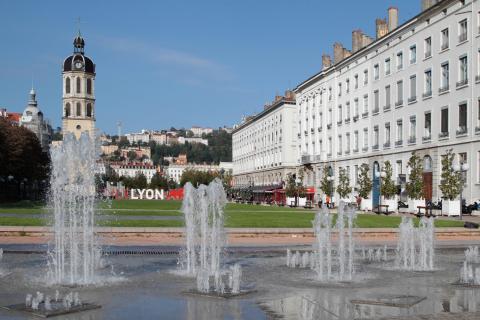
(394, 217), (435, 271)
(180, 179), (243, 295)
(47, 133), (100, 285)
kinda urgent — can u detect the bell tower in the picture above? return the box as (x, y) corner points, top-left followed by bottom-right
(62, 31), (96, 138)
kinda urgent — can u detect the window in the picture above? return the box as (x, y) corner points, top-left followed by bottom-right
(424, 37), (432, 58)
(396, 160), (403, 176)
(76, 77), (81, 94)
(363, 95), (368, 115)
(396, 80), (403, 106)
(409, 75), (417, 102)
(385, 58), (391, 75)
(385, 123), (391, 146)
(410, 45), (417, 64)
(397, 52), (403, 70)
(328, 109), (332, 125)
(65, 77), (71, 94)
(65, 103), (71, 117)
(338, 135), (342, 154)
(328, 137), (332, 155)
(441, 28), (449, 50)
(373, 126), (379, 147)
(364, 69), (368, 85)
(346, 79), (350, 93)
(86, 103), (92, 117)
(76, 102), (81, 116)
(354, 74), (359, 89)
(346, 133), (350, 152)
(396, 120), (403, 144)
(424, 112), (432, 139)
(424, 70), (432, 97)
(338, 83), (342, 97)
(354, 99), (359, 117)
(329, 87), (332, 101)
(346, 102), (350, 120)
(441, 62), (449, 91)
(374, 90), (379, 113)
(87, 79), (92, 94)
(458, 55), (468, 86)
(374, 64), (380, 80)
(385, 85), (391, 109)
(458, 103), (467, 134)
(354, 131), (359, 151)
(338, 105), (343, 123)
(354, 165), (359, 185)
(441, 107), (449, 135)
(459, 19), (468, 43)
(409, 116), (416, 142)
(363, 128), (368, 149)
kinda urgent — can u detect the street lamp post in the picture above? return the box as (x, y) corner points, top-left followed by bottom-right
(375, 170), (386, 214)
(452, 160), (469, 220)
(327, 175), (334, 208)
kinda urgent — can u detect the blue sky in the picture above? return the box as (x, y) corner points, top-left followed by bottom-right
(0, 0), (419, 134)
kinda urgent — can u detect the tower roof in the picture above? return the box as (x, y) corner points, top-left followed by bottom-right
(63, 33), (95, 74)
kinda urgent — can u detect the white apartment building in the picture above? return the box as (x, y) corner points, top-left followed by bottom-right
(166, 162), (233, 184)
(111, 163), (158, 183)
(232, 91), (298, 187)
(125, 130), (150, 144)
(190, 126), (213, 137)
(295, 0), (480, 204)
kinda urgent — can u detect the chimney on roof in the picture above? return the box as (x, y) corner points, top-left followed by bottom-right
(388, 7), (399, 31)
(333, 42), (345, 64)
(362, 34), (374, 47)
(322, 54), (332, 69)
(376, 18), (388, 39)
(421, 0), (439, 10)
(352, 29), (363, 53)
(284, 90), (295, 100)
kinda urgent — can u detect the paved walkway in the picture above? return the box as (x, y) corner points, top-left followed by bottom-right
(379, 312), (480, 319)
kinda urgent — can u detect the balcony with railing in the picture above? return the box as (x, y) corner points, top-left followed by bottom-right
(438, 85), (449, 94)
(395, 100), (403, 108)
(408, 136), (416, 144)
(456, 126), (467, 136)
(424, 51), (431, 59)
(456, 78), (468, 88)
(362, 112), (369, 118)
(438, 131), (449, 139)
(441, 42), (449, 51)
(383, 104), (391, 112)
(459, 33), (467, 43)
(337, 120), (343, 126)
(345, 117), (351, 124)
(422, 90), (432, 99)
(408, 96), (417, 104)
(353, 115), (359, 122)
(383, 141), (391, 149)
(395, 140), (403, 147)
(372, 144), (379, 151)
(344, 149), (350, 155)
(372, 108), (380, 115)
(310, 128), (315, 134)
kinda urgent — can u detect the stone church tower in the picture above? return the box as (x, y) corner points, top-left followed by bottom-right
(62, 32), (96, 138)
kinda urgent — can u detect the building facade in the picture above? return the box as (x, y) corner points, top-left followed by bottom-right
(62, 32), (96, 138)
(166, 162), (233, 184)
(295, 0), (480, 204)
(111, 163), (159, 183)
(232, 91), (298, 188)
(19, 88), (53, 151)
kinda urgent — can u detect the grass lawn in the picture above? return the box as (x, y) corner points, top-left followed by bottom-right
(0, 200), (466, 228)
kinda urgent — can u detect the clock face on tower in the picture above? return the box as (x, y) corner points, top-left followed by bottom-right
(74, 61), (84, 70)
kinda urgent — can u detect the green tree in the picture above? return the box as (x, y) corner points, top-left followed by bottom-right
(134, 173), (148, 189)
(127, 151), (137, 161)
(336, 168), (351, 199)
(406, 151), (424, 200)
(381, 161), (397, 199)
(358, 164), (372, 199)
(168, 178), (178, 190)
(319, 166), (334, 196)
(439, 149), (463, 200)
(117, 136), (130, 148)
(149, 173), (169, 190)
